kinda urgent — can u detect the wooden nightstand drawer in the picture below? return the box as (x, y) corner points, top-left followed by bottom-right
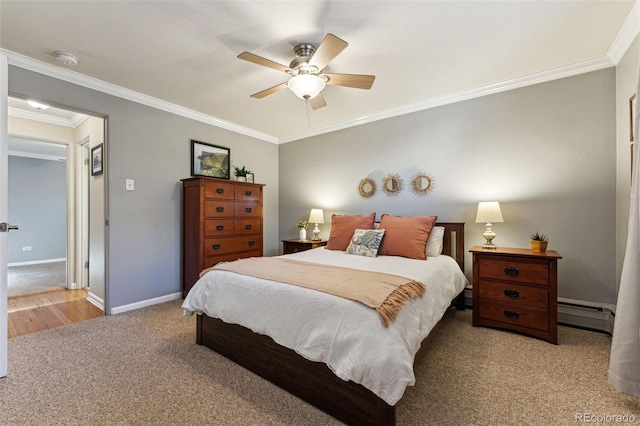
(478, 280), (548, 309)
(478, 299), (549, 332)
(282, 239), (328, 254)
(479, 256), (549, 285)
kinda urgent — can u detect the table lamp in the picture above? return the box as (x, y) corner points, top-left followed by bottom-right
(308, 209), (324, 241)
(475, 201), (503, 249)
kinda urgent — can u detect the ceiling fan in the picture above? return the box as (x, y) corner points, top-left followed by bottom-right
(238, 33), (375, 110)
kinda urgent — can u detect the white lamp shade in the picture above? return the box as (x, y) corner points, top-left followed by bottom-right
(288, 74), (326, 99)
(308, 208), (325, 224)
(475, 201), (503, 223)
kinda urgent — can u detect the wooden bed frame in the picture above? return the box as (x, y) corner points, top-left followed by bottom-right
(195, 222), (465, 426)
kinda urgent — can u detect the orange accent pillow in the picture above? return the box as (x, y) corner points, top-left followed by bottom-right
(377, 215), (438, 260)
(325, 213), (376, 251)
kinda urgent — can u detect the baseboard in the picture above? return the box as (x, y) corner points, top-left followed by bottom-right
(109, 292), (182, 315)
(87, 291), (104, 311)
(8, 258), (66, 267)
(464, 289), (615, 335)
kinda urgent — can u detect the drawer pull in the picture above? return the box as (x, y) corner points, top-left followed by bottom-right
(245, 207), (252, 213)
(216, 206), (224, 212)
(216, 188), (224, 194)
(245, 224), (252, 230)
(504, 267), (520, 277)
(504, 310), (520, 320)
(216, 225), (224, 231)
(504, 289), (520, 298)
(245, 191), (252, 196)
(212, 244), (221, 250)
(248, 240), (256, 246)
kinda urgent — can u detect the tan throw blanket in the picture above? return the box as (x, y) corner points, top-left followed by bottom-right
(209, 257), (425, 327)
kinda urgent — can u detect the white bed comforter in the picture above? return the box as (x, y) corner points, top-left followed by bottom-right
(182, 248), (468, 405)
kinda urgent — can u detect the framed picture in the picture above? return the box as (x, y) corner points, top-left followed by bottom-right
(91, 144), (103, 176)
(191, 140), (230, 179)
(246, 172), (254, 183)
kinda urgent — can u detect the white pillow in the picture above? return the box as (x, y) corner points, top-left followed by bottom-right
(346, 229), (386, 257)
(426, 226), (445, 257)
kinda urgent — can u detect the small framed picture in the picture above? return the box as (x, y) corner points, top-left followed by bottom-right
(246, 172), (255, 183)
(91, 144), (103, 176)
(191, 140), (230, 179)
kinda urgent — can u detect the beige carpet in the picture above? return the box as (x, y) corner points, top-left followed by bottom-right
(7, 261), (66, 297)
(1, 300), (638, 425)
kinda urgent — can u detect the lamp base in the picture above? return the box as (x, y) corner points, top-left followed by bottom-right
(482, 225), (497, 249)
(311, 223), (321, 241)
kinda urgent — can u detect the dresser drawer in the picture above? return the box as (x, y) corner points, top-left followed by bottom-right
(479, 256), (549, 285)
(235, 201), (260, 217)
(478, 280), (548, 309)
(478, 299), (549, 332)
(204, 200), (235, 218)
(204, 219), (235, 236)
(203, 181), (235, 200)
(235, 184), (261, 201)
(235, 218), (261, 235)
(204, 250), (262, 269)
(205, 236), (261, 257)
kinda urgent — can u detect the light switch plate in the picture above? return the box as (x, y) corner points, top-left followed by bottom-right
(125, 179), (134, 191)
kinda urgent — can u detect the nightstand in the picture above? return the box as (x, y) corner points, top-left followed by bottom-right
(470, 246), (562, 344)
(282, 239), (328, 255)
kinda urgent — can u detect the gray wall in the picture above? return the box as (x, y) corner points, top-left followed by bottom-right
(7, 155), (66, 263)
(280, 69), (617, 305)
(9, 66), (279, 311)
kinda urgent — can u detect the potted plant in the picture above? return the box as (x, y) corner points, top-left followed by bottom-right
(233, 165), (251, 182)
(297, 220), (308, 240)
(530, 231), (548, 252)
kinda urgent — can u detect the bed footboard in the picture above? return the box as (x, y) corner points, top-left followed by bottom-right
(196, 314), (395, 426)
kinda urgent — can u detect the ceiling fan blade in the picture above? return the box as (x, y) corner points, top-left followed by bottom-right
(309, 93), (327, 110)
(238, 52), (292, 73)
(308, 33), (348, 71)
(250, 82), (288, 99)
(324, 73), (375, 90)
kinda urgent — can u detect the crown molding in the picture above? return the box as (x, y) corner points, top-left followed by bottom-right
(608, 0), (640, 65)
(8, 150), (66, 162)
(8, 106), (88, 128)
(2, 49), (278, 144)
(279, 55), (615, 144)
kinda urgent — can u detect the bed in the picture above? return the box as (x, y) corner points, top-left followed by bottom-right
(182, 221), (466, 425)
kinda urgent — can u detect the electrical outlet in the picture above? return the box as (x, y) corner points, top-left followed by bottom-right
(125, 179), (134, 191)
(22, 246), (32, 251)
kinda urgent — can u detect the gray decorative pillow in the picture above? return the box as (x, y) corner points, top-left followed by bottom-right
(346, 229), (386, 257)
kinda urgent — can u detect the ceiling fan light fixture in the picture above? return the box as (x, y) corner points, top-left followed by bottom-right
(288, 74), (326, 100)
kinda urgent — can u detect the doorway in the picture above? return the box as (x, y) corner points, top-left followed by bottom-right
(6, 95), (107, 312)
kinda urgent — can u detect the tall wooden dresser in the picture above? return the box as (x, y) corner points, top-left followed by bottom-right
(181, 177), (264, 297)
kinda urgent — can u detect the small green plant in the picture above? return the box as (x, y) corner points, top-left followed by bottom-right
(233, 165), (251, 177)
(297, 220), (308, 229)
(530, 231), (548, 242)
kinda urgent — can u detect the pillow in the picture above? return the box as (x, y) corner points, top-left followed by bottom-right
(377, 214), (438, 260)
(426, 226), (445, 257)
(346, 229), (386, 257)
(326, 213), (376, 251)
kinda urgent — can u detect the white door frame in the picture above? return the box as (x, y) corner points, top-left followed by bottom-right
(1, 53), (9, 378)
(76, 137), (90, 289)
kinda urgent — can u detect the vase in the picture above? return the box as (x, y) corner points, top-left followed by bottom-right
(299, 228), (307, 240)
(237, 176), (247, 182)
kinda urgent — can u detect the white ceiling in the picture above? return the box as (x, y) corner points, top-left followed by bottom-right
(1, 1), (638, 143)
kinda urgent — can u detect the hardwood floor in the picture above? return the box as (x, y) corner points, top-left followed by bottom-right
(8, 289), (103, 339)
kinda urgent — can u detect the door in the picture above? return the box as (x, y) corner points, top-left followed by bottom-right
(1, 54), (9, 377)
